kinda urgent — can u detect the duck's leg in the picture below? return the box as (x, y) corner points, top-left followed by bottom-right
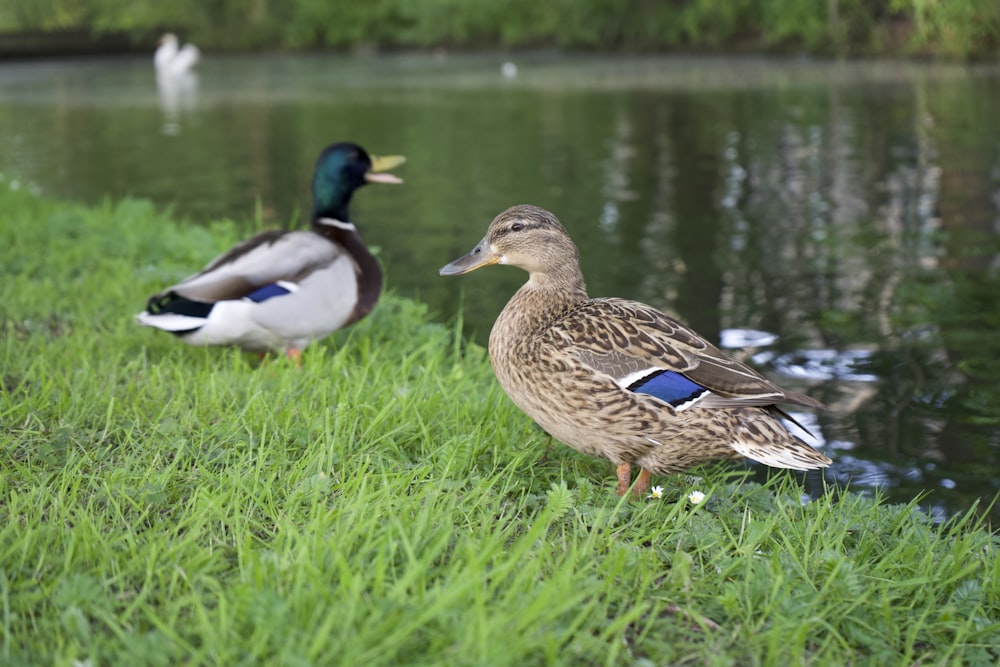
(616, 463), (632, 496)
(286, 348), (303, 367)
(633, 468), (652, 497)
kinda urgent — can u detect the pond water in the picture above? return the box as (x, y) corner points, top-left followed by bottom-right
(2, 53), (999, 521)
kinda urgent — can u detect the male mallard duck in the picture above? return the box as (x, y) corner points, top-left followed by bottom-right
(154, 33), (200, 75)
(440, 205), (830, 496)
(137, 142), (405, 361)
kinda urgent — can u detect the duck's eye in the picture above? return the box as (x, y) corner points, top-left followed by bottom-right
(511, 222), (524, 232)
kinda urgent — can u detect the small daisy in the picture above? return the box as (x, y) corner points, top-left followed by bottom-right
(688, 490), (706, 505)
(648, 485), (664, 499)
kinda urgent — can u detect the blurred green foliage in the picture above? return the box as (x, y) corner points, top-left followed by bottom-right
(1, 0), (998, 57)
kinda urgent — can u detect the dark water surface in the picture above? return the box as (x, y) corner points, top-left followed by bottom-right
(2, 53), (999, 521)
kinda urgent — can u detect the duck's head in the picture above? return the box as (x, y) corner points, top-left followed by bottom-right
(312, 142), (405, 221)
(439, 205), (580, 277)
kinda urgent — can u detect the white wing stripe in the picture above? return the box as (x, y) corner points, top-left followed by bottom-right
(615, 367), (662, 389)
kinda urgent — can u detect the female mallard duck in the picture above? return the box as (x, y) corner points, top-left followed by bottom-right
(137, 142), (404, 361)
(440, 205), (830, 496)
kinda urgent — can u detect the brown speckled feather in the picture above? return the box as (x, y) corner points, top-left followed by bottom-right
(556, 298), (823, 409)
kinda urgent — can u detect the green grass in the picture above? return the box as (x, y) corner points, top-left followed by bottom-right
(1, 185), (998, 666)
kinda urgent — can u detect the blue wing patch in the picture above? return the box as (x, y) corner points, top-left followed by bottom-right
(245, 283), (293, 303)
(628, 370), (708, 408)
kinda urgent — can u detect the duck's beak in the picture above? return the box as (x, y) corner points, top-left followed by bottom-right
(439, 235), (500, 275)
(365, 154), (406, 184)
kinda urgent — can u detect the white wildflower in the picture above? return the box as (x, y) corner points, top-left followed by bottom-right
(648, 485), (664, 499)
(688, 490), (706, 505)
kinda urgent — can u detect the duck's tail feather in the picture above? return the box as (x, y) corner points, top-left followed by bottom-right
(729, 406), (831, 471)
(731, 439), (831, 471)
(136, 292), (213, 335)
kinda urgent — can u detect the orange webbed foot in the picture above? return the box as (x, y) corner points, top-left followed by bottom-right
(615, 464), (654, 497)
(616, 463), (631, 496)
(632, 468), (652, 497)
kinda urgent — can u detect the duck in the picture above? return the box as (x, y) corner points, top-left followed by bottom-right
(439, 204), (830, 496)
(137, 142), (405, 362)
(154, 33), (200, 75)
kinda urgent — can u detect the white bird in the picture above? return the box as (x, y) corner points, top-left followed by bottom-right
(154, 33), (200, 75)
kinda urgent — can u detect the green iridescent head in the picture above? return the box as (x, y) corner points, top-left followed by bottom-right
(311, 142), (405, 220)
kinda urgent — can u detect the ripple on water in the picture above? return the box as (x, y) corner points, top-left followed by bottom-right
(771, 348), (878, 382)
(719, 327), (779, 349)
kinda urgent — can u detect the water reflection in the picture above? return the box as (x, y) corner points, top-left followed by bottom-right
(0, 54), (998, 521)
(156, 70), (199, 135)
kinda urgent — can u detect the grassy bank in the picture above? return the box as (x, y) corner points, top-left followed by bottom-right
(1, 185), (998, 665)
